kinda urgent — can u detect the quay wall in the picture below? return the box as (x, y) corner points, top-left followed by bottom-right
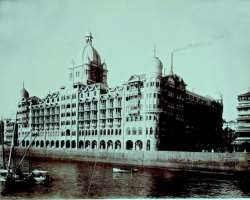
(4, 148), (250, 172)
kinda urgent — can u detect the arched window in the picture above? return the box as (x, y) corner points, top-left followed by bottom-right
(61, 140), (65, 148)
(66, 140), (70, 148)
(150, 127), (153, 135)
(26, 140), (29, 147)
(138, 128), (142, 135)
(126, 140), (133, 150)
(132, 128), (136, 135)
(115, 129), (118, 135)
(135, 140), (143, 150)
(46, 140), (49, 147)
(40, 141), (44, 148)
(108, 129), (110, 135)
(71, 141), (76, 149)
(100, 140), (105, 149)
(115, 140), (121, 150)
(92, 140), (97, 149)
(66, 129), (70, 136)
(85, 140), (90, 149)
(146, 140), (150, 151)
(32, 141), (35, 147)
(126, 128), (130, 135)
(146, 128), (148, 135)
(56, 140), (59, 148)
(79, 140), (84, 149)
(51, 140), (54, 148)
(107, 140), (113, 150)
(100, 130), (103, 135)
(22, 140), (25, 147)
(36, 140), (39, 147)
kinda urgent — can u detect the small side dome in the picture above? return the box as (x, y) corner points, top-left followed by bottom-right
(21, 88), (29, 99)
(103, 62), (107, 70)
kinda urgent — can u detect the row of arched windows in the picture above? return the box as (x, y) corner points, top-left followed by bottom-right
(125, 140), (150, 151)
(126, 127), (155, 135)
(20, 139), (151, 151)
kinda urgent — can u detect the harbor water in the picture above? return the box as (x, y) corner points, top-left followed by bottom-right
(1, 158), (250, 198)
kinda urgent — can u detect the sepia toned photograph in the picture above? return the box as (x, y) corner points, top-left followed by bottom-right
(0, 0), (250, 198)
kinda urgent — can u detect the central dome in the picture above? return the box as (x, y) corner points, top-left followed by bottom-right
(82, 45), (101, 65)
(21, 87), (29, 99)
(75, 32), (102, 66)
(147, 56), (163, 76)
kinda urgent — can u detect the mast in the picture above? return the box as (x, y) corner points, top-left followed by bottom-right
(7, 123), (15, 173)
(0, 120), (6, 169)
(170, 52), (174, 75)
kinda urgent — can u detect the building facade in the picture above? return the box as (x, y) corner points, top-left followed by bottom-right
(233, 90), (250, 151)
(2, 119), (16, 146)
(13, 33), (223, 152)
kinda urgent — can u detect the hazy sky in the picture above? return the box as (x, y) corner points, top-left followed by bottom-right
(0, 0), (249, 121)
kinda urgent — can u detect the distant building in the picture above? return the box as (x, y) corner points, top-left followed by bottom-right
(233, 90), (250, 151)
(12, 33), (222, 152)
(0, 120), (4, 145)
(3, 119), (15, 146)
(222, 120), (237, 152)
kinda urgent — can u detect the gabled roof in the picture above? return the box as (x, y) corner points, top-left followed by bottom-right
(238, 91), (250, 97)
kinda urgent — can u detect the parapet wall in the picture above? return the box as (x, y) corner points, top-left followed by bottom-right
(9, 148), (250, 172)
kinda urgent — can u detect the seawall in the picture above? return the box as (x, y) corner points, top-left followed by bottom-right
(3, 148), (250, 172)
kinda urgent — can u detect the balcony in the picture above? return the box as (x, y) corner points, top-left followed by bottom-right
(90, 115), (97, 120)
(107, 115), (113, 119)
(237, 103), (250, 109)
(91, 105), (97, 110)
(237, 115), (250, 121)
(91, 123), (97, 128)
(79, 116), (84, 121)
(100, 115), (106, 119)
(114, 114), (121, 118)
(84, 106), (90, 110)
(100, 123), (105, 128)
(114, 103), (122, 108)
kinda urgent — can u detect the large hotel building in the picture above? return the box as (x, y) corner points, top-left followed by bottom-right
(15, 33), (223, 152)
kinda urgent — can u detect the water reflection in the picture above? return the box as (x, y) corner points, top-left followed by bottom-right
(1, 159), (250, 198)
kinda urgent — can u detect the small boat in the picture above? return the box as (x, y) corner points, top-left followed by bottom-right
(31, 169), (50, 184)
(113, 168), (129, 173)
(0, 169), (8, 182)
(112, 167), (139, 173)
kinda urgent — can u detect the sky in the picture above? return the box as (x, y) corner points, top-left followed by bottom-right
(0, 0), (249, 121)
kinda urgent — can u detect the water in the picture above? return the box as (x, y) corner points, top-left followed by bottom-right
(1, 158), (250, 198)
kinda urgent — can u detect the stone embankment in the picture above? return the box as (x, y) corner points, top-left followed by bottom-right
(1, 148), (250, 171)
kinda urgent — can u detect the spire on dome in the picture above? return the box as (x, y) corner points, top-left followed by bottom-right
(170, 52), (174, 75)
(85, 32), (93, 45)
(153, 45), (156, 57)
(20, 81), (29, 99)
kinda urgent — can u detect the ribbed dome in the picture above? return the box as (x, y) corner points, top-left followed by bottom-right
(148, 56), (163, 75)
(74, 32), (101, 66)
(82, 45), (101, 65)
(21, 88), (29, 99)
